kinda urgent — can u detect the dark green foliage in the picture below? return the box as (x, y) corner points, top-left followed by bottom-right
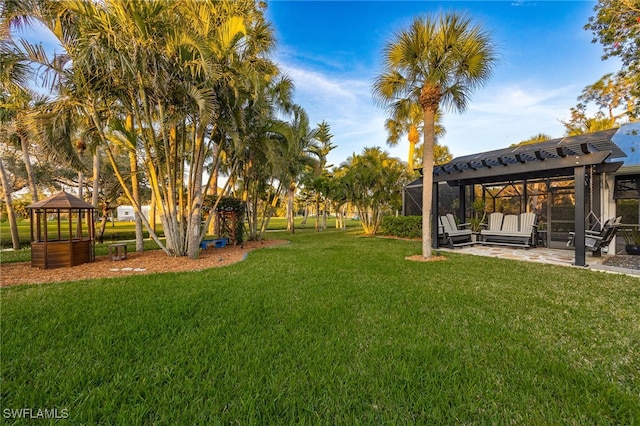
(379, 215), (422, 238)
(216, 197), (246, 243)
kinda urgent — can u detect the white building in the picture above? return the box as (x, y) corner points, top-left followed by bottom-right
(116, 205), (150, 221)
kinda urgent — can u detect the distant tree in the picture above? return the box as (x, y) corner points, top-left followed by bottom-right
(585, 0), (640, 69)
(383, 100), (446, 171)
(373, 13), (497, 258)
(578, 73), (637, 120)
(585, 0), (640, 117)
(309, 120), (336, 231)
(0, 159), (20, 249)
(561, 104), (619, 136)
(340, 147), (407, 235)
(413, 142), (453, 167)
(510, 133), (552, 147)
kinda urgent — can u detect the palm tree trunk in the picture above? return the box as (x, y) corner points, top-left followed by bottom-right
(421, 107), (436, 258)
(150, 194), (156, 237)
(92, 148), (100, 207)
(78, 170), (84, 199)
(322, 200), (328, 230)
(129, 151), (144, 252)
(288, 182), (295, 234)
(408, 139), (416, 172)
(0, 160), (21, 249)
(187, 133), (206, 259)
(315, 193), (320, 231)
(20, 136), (38, 202)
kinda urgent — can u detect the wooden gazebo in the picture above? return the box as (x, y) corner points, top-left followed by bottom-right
(27, 191), (96, 269)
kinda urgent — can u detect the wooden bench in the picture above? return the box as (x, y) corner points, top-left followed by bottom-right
(109, 243), (128, 261)
(480, 213), (537, 248)
(200, 239), (227, 250)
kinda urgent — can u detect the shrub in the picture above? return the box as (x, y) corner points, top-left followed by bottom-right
(379, 216), (422, 239)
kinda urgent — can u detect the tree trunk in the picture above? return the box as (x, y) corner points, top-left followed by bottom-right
(421, 107), (436, 258)
(322, 200), (328, 230)
(315, 193), (320, 231)
(186, 135), (206, 259)
(97, 202), (110, 244)
(287, 182), (295, 234)
(408, 139), (416, 172)
(20, 135), (38, 202)
(0, 160), (21, 249)
(150, 195), (157, 237)
(92, 148), (100, 207)
(78, 170), (84, 199)
(129, 151), (144, 252)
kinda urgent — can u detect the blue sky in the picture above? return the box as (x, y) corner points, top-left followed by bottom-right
(20, 1), (621, 168)
(265, 0), (622, 167)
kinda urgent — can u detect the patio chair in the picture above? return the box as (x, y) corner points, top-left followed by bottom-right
(439, 215), (474, 248)
(568, 216), (621, 256)
(445, 213), (470, 231)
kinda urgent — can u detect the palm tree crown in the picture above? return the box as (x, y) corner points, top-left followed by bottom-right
(373, 12), (497, 258)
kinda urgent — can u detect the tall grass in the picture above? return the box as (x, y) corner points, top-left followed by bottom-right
(1, 230), (638, 423)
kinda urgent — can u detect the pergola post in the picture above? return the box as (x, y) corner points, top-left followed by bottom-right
(574, 166), (587, 266)
(459, 185), (466, 223)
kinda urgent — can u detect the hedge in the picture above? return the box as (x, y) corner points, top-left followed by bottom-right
(379, 216), (422, 239)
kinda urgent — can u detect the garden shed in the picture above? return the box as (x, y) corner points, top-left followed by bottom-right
(27, 191), (96, 269)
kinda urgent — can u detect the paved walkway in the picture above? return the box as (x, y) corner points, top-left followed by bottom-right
(437, 245), (640, 277)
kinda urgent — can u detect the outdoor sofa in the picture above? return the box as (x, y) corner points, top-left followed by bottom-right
(480, 212), (538, 248)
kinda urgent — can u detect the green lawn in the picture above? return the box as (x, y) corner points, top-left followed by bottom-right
(1, 230), (639, 424)
(0, 217), (361, 263)
(0, 220), (162, 250)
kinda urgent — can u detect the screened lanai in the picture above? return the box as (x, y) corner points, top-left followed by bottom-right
(404, 127), (630, 267)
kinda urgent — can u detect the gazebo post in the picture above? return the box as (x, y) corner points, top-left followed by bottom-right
(574, 166), (586, 267)
(30, 208), (34, 242)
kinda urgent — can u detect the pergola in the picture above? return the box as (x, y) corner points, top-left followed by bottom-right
(27, 191), (96, 269)
(410, 128), (626, 266)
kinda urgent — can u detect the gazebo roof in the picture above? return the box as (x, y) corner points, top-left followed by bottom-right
(27, 191), (95, 209)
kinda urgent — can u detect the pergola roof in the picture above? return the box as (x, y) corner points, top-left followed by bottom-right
(430, 128), (626, 186)
(27, 191), (95, 209)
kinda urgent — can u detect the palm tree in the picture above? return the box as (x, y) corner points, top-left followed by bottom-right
(384, 99), (446, 171)
(309, 120), (335, 230)
(373, 13), (496, 258)
(511, 133), (552, 147)
(413, 142), (453, 167)
(0, 39), (42, 203)
(341, 147), (407, 235)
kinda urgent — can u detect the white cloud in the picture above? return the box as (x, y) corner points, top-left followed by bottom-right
(435, 82), (586, 158)
(277, 60), (592, 166)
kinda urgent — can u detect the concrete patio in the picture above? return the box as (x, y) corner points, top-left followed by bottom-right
(437, 245), (640, 277)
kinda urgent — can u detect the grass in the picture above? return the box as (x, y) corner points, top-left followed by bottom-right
(1, 229), (639, 424)
(0, 220), (163, 250)
(0, 216), (361, 263)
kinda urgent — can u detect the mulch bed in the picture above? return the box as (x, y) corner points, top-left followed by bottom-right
(602, 254), (640, 270)
(0, 239), (289, 288)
